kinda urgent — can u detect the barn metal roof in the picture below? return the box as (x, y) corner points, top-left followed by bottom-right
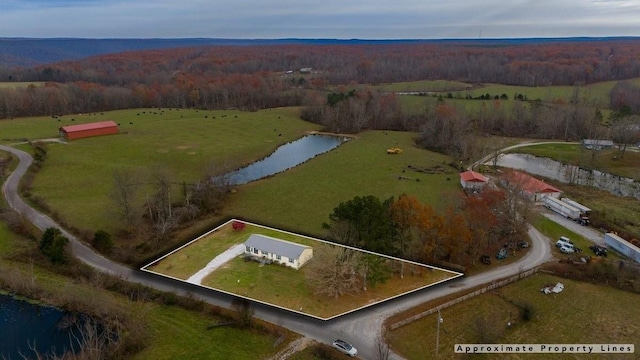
(60, 120), (118, 133)
(460, 170), (488, 182)
(244, 234), (310, 259)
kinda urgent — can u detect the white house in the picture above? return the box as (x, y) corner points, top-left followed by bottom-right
(244, 234), (313, 270)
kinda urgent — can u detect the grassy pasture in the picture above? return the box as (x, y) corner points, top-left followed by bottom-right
(388, 273), (640, 359)
(374, 80), (474, 92)
(382, 78), (640, 108)
(225, 130), (460, 235)
(3, 108), (320, 232)
(15, 110), (460, 237)
(146, 221), (460, 319)
(0, 81), (45, 89)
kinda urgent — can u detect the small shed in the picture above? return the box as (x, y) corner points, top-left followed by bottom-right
(59, 120), (119, 140)
(244, 234), (313, 270)
(460, 170), (488, 190)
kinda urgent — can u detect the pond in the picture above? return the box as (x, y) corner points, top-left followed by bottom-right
(227, 133), (350, 185)
(0, 294), (84, 359)
(493, 153), (640, 200)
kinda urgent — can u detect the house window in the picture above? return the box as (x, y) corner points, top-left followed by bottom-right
(276, 255), (281, 260)
(253, 248), (259, 254)
(262, 251), (269, 257)
(245, 246), (251, 252)
(289, 257), (294, 263)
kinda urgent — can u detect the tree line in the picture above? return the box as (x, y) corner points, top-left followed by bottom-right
(2, 40), (640, 119)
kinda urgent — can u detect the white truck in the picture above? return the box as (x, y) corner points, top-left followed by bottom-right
(561, 197), (591, 222)
(543, 196), (590, 225)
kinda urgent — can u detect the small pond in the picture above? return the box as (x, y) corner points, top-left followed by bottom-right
(493, 153), (640, 200)
(0, 294), (84, 359)
(227, 134), (350, 185)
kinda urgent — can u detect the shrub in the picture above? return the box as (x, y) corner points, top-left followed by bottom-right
(232, 220), (246, 231)
(520, 302), (535, 321)
(93, 230), (113, 253)
(40, 227), (69, 264)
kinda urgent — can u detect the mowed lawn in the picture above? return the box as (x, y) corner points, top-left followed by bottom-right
(146, 221), (460, 319)
(388, 273), (640, 359)
(5, 108), (321, 232)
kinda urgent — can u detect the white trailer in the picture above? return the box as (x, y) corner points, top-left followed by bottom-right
(604, 233), (640, 263)
(543, 195), (580, 219)
(561, 197), (591, 216)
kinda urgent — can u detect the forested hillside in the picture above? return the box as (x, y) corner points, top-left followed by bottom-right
(1, 39), (640, 161)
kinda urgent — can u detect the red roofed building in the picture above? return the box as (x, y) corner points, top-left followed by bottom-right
(460, 170), (488, 190)
(59, 120), (119, 140)
(501, 170), (561, 201)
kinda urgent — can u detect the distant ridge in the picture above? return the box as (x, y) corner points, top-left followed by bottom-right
(1, 37), (639, 67)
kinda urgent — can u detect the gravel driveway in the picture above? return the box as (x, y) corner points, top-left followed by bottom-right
(186, 244), (245, 284)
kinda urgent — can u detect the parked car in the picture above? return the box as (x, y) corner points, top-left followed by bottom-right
(518, 240), (529, 249)
(480, 254), (492, 265)
(497, 248), (508, 260)
(589, 244), (608, 257)
(556, 239), (574, 249)
(560, 245), (575, 254)
(559, 236), (573, 244)
(332, 339), (358, 357)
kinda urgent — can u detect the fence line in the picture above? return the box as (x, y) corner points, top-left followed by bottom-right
(389, 266), (540, 330)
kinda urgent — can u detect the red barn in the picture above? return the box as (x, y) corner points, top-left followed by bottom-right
(59, 121), (119, 140)
(459, 170), (488, 190)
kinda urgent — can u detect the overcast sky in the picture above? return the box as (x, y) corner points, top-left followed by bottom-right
(2, 0), (640, 39)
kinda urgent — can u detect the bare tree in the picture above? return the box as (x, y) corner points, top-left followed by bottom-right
(111, 169), (141, 230)
(147, 169), (176, 240)
(611, 115), (640, 158)
(306, 245), (361, 299)
(231, 296), (254, 329)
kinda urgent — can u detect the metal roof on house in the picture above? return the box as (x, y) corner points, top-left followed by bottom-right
(460, 170), (488, 183)
(244, 234), (310, 259)
(60, 120), (118, 133)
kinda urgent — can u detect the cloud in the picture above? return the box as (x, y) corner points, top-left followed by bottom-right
(1, 0), (639, 38)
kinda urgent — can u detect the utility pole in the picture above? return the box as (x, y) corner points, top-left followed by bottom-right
(436, 309), (443, 356)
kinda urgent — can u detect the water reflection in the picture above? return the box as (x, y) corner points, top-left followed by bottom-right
(227, 134), (350, 185)
(0, 294), (83, 359)
(493, 153), (640, 199)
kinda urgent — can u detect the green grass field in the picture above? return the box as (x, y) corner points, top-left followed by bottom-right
(378, 78), (640, 109)
(2, 108), (461, 237)
(388, 272), (640, 359)
(225, 130), (460, 235)
(146, 220), (460, 319)
(373, 80), (474, 92)
(3, 108), (321, 232)
(0, 81), (45, 89)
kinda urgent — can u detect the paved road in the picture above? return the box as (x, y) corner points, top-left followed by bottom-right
(1, 144), (553, 359)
